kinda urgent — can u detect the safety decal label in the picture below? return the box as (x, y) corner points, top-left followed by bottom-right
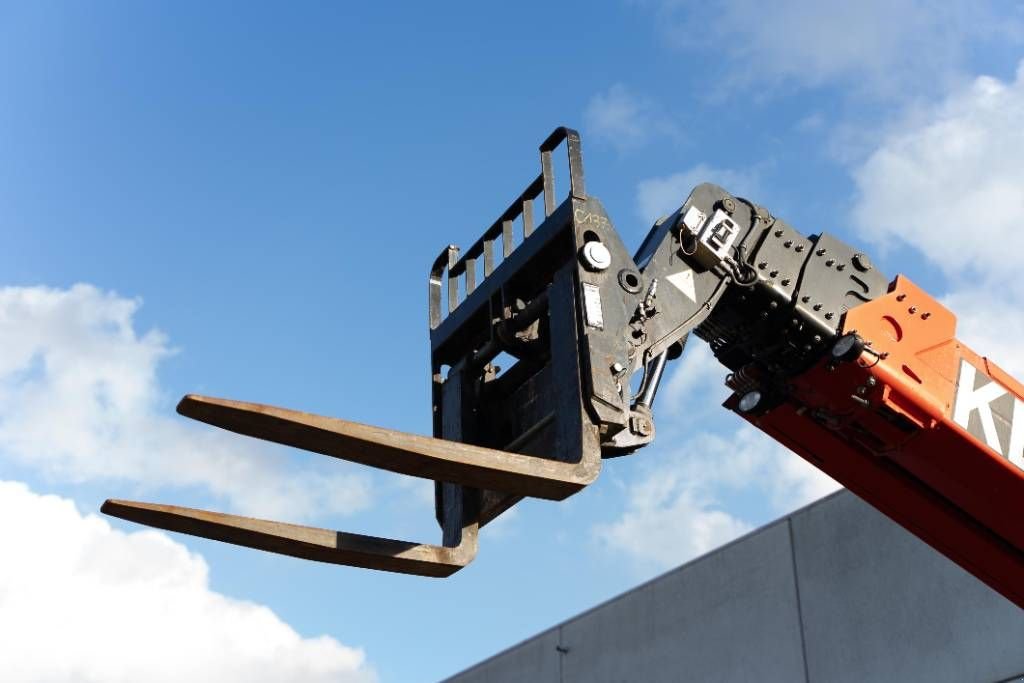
(952, 359), (1024, 472)
(582, 282), (604, 329)
(666, 269), (697, 303)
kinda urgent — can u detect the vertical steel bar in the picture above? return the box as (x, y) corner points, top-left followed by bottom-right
(447, 249), (459, 314)
(465, 259), (476, 295)
(566, 130), (586, 199)
(483, 240), (494, 276)
(502, 219), (514, 257)
(541, 151), (555, 216)
(429, 245), (458, 329)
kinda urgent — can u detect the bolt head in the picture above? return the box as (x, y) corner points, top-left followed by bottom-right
(631, 415), (653, 436)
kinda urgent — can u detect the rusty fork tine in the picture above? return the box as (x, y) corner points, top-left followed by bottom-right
(101, 499), (477, 577)
(177, 394), (600, 500)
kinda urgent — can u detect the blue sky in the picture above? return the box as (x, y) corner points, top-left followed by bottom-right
(2, 2), (1024, 681)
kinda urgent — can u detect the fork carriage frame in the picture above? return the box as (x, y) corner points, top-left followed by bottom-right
(429, 128), (606, 537)
(103, 128), (640, 576)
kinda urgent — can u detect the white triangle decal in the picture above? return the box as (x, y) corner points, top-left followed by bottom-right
(666, 269), (696, 303)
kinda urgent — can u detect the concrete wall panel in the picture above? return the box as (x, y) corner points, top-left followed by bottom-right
(559, 520), (807, 683)
(444, 491), (1024, 683)
(791, 492), (1024, 683)
(444, 627), (561, 683)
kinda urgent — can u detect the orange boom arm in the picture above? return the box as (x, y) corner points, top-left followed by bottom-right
(739, 275), (1024, 608)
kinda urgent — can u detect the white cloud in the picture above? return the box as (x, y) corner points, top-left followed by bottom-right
(483, 503), (520, 539)
(0, 480), (377, 682)
(851, 62), (1024, 371)
(594, 481), (751, 570)
(393, 472), (436, 510)
(659, 343), (731, 423)
(651, 0), (1021, 99)
(853, 62), (1024, 283)
(795, 111), (826, 133)
(0, 284), (371, 521)
(636, 164), (759, 224)
(593, 426), (837, 571)
(767, 443), (842, 508)
(942, 288), (1024, 379)
(584, 84), (679, 152)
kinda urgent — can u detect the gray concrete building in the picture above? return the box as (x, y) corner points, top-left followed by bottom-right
(443, 490), (1024, 683)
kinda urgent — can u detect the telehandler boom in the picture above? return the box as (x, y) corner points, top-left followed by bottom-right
(104, 128), (1024, 609)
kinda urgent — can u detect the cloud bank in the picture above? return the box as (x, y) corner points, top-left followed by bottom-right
(584, 83), (680, 152)
(651, 0), (1021, 99)
(0, 284), (371, 521)
(0, 480), (377, 682)
(636, 164), (760, 225)
(852, 61), (1024, 376)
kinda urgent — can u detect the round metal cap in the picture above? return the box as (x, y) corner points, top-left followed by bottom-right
(581, 241), (612, 271)
(831, 333), (865, 362)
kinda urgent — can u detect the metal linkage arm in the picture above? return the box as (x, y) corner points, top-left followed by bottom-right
(631, 182), (891, 414)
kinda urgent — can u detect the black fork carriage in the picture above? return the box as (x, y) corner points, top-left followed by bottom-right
(103, 127), (661, 576)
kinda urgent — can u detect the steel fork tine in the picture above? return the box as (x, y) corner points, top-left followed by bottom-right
(177, 394), (599, 500)
(101, 499), (477, 577)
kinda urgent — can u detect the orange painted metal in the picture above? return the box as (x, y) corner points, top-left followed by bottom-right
(737, 275), (1024, 609)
